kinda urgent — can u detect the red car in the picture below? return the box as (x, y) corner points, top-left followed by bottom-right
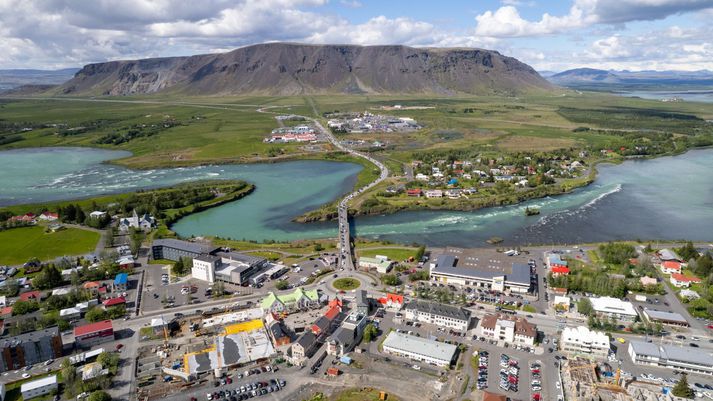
(707, 324), (713, 329)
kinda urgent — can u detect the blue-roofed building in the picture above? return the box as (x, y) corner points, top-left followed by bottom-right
(113, 273), (128, 291)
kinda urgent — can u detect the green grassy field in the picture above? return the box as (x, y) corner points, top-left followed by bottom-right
(332, 277), (361, 291)
(0, 225), (100, 265)
(357, 247), (417, 261)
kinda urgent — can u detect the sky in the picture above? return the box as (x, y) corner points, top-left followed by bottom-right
(0, 0), (712, 72)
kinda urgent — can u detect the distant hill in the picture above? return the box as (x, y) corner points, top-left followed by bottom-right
(0, 68), (79, 91)
(53, 43), (553, 96)
(548, 68), (713, 89)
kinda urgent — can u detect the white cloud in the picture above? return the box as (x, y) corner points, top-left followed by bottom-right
(475, 0), (713, 38)
(340, 0), (363, 8)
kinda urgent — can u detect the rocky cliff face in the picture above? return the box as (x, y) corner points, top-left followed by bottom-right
(57, 43), (553, 96)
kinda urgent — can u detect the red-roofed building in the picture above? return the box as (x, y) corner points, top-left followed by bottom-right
(102, 296), (126, 308)
(328, 298), (343, 309)
(551, 266), (570, 277)
(83, 281), (101, 295)
(324, 305), (341, 321)
(406, 189), (422, 197)
(38, 212), (59, 221)
(551, 287), (568, 296)
(378, 293), (404, 310)
(669, 273), (702, 288)
(0, 306), (12, 317)
(628, 258), (639, 266)
(660, 261), (682, 274)
(74, 320), (114, 348)
(8, 213), (36, 224)
(19, 290), (42, 302)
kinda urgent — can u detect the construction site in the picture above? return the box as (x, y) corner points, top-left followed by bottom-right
(562, 359), (686, 401)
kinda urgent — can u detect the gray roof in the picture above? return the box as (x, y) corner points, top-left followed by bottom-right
(643, 309), (688, 324)
(356, 290), (368, 307)
(268, 322), (287, 339)
(432, 255), (530, 286)
(383, 331), (457, 363)
(195, 254), (221, 263)
(630, 340), (713, 367)
(1, 326), (59, 347)
(295, 331), (317, 349)
(329, 326), (355, 345)
(152, 238), (218, 254)
(216, 251), (266, 267)
(404, 299), (471, 322)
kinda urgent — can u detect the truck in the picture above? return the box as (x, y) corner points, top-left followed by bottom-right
(634, 294), (647, 302)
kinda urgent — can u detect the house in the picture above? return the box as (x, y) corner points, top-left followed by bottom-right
(21, 375), (58, 400)
(378, 293), (404, 310)
(415, 173), (429, 181)
(560, 326), (610, 358)
(267, 321), (291, 346)
(116, 256), (135, 269)
(424, 189), (443, 198)
(547, 253), (568, 270)
(406, 189), (422, 197)
(403, 299), (471, 332)
(290, 331), (319, 365)
(326, 311), (368, 356)
(59, 307), (81, 320)
(551, 266), (570, 276)
(19, 290), (42, 302)
(358, 256), (395, 274)
(89, 211), (107, 219)
(553, 296), (571, 311)
(479, 314), (537, 346)
(38, 212), (58, 221)
(102, 297), (126, 308)
(8, 213), (36, 224)
(51, 288), (70, 296)
(639, 276), (658, 286)
(83, 281), (101, 294)
(669, 273), (702, 288)
(660, 261), (682, 274)
(113, 273), (128, 291)
(260, 289), (320, 314)
(119, 210), (155, 232)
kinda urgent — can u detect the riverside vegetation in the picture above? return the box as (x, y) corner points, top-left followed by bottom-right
(1, 92), (712, 220)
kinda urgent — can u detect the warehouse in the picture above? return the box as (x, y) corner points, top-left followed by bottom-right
(642, 309), (689, 327)
(628, 341), (713, 376)
(21, 375), (58, 400)
(590, 296), (638, 320)
(382, 331), (457, 367)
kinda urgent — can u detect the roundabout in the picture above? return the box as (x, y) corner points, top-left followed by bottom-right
(332, 277), (361, 291)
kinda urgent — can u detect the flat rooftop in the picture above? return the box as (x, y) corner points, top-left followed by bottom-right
(431, 247), (531, 285)
(383, 331), (457, 362)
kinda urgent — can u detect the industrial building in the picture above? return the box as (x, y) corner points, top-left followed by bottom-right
(192, 251), (268, 285)
(382, 331), (458, 367)
(403, 299), (471, 332)
(0, 327), (63, 372)
(560, 326), (610, 358)
(628, 341), (713, 376)
(151, 238), (220, 262)
(429, 249), (531, 293)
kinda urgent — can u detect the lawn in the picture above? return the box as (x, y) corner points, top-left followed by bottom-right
(0, 226), (100, 265)
(333, 278), (361, 291)
(331, 388), (400, 401)
(357, 247), (418, 262)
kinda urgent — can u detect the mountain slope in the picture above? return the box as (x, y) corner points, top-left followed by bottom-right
(549, 68), (620, 85)
(56, 43), (553, 96)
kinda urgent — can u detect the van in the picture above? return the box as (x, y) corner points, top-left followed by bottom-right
(692, 336), (700, 341)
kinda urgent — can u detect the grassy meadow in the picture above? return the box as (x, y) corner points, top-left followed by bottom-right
(0, 225), (100, 265)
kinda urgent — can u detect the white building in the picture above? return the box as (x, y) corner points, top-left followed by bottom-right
(628, 341), (713, 376)
(403, 300), (471, 332)
(553, 295), (571, 311)
(118, 210), (155, 233)
(560, 326), (610, 358)
(382, 331), (457, 367)
(21, 375), (58, 400)
(192, 255), (220, 283)
(424, 189), (443, 198)
(478, 314), (537, 346)
(358, 256), (395, 274)
(590, 296), (638, 320)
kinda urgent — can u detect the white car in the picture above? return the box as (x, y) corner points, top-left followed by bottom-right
(22, 373), (30, 379)
(412, 365), (421, 370)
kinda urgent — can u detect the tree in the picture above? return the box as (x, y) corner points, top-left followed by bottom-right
(275, 280), (290, 290)
(173, 258), (185, 276)
(0, 278), (19, 297)
(88, 391), (112, 401)
(85, 306), (109, 322)
(97, 352), (120, 375)
(314, 243), (324, 252)
(12, 300), (39, 315)
(415, 245), (426, 261)
(672, 373), (695, 398)
(577, 298), (594, 316)
(677, 241), (698, 262)
(381, 274), (401, 286)
(362, 323), (378, 342)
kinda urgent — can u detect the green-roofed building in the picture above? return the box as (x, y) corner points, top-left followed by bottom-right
(358, 256), (395, 274)
(261, 288), (320, 314)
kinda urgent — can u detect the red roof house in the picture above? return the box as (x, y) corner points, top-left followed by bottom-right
(0, 307), (12, 317)
(39, 212), (59, 221)
(551, 266), (570, 276)
(19, 290), (42, 302)
(328, 298), (343, 309)
(324, 305), (341, 320)
(660, 261), (682, 274)
(74, 320), (115, 347)
(669, 273), (702, 288)
(378, 293), (404, 309)
(102, 296), (126, 307)
(406, 189), (422, 197)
